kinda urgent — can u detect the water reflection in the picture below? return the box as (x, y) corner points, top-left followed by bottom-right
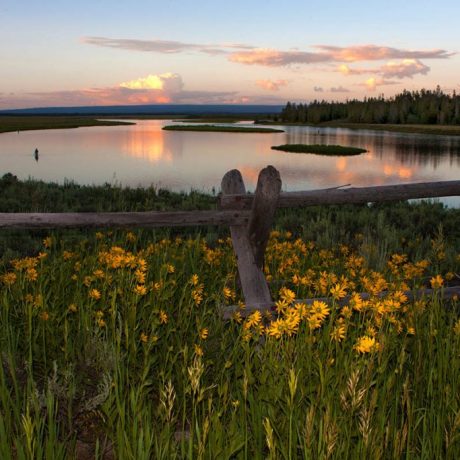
(0, 120), (459, 204)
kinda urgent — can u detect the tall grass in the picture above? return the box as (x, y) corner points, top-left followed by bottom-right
(0, 176), (459, 458)
(0, 226), (459, 458)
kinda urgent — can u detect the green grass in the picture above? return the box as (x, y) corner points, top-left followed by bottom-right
(0, 116), (134, 134)
(272, 144), (367, 155)
(1, 176), (460, 458)
(162, 124), (284, 133)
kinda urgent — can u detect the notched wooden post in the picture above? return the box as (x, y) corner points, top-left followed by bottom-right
(248, 165), (281, 269)
(221, 169), (272, 311)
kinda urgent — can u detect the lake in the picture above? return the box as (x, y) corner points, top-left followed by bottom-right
(1, 119), (460, 205)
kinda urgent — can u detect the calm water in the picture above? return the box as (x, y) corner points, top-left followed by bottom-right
(1, 119), (460, 204)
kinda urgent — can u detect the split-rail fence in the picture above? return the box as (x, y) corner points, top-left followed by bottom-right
(1, 165), (460, 316)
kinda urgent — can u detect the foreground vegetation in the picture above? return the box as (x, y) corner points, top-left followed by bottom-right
(162, 124), (284, 133)
(1, 176), (460, 458)
(272, 144), (367, 156)
(0, 116), (134, 134)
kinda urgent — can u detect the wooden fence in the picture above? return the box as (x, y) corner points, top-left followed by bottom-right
(1, 165), (460, 314)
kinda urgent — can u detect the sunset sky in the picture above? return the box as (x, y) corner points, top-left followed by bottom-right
(1, 0), (459, 109)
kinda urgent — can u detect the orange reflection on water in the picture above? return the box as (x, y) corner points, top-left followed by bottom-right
(123, 127), (172, 163)
(336, 157), (347, 171)
(383, 164), (413, 180)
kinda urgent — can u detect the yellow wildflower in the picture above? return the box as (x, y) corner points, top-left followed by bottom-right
(223, 286), (234, 300)
(330, 324), (346, 342)
(166, 264), (175, 274)
(275, 298), (290, 314)
(43, 237), (52, 248)
(89, 289), (101, 301)
(40, 311), (49, 321)
(194, 344), (204, 356)
(137, 258), (147, 272)
(245, 311), (262, 329)
(330, 283), (347, 300)
(159, 310), (168, 324)
(354, 335), (380, 354)
(310, 300), (330, 320)
(68, 303), (78, 313)
(135, 269), (146, 284)
(192, 289), (203, 306)
(279, 287), (296, 305)
(199, 328), (209, 340)
(26, 268), (38, 282)
(1, 272), (17, 286)
(134, 284), (147, 296)
(453, 319), (460, 336)
(93, 269), (105, 279)
(232, 311), (243, 324)
(266, 319), (285, 339)
(307, 315), (322, 330)
(140, 332), (149, 343)
(190, 274), (199, 286)
(430, 275), (444, 289)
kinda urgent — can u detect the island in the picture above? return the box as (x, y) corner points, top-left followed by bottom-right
(271, 144), (367, 155)
(162, 124), (284, 133)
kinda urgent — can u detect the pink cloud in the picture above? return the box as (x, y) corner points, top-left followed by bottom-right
(228, 45), (452, 67)
(379, 59), (430, 78)
(330, 86), (350, 93)
(314, 45), (452, 62)
(255, 79), (288, 91)
(361, 77), (398, 91)
(229, 48), (327, 66)
(339, 59), (430, 79)
(82, 36), (254, 55)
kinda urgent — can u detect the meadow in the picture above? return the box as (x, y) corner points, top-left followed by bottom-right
(1, 175), (460, 459)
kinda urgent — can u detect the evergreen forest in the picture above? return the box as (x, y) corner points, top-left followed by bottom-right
(280, 86), (460, 125)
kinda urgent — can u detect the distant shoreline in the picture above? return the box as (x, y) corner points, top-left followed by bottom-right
(0, 116), (134, 134)
(3, 114), (460, 137)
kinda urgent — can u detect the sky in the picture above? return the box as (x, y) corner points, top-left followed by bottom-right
(1, 0), (459, 109)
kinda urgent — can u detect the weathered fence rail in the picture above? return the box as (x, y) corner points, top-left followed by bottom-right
(0, 209), (250, 229)
(1, 165), (460, 312)
(220, 180), (460, 209)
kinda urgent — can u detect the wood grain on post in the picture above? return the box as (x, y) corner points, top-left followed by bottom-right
(221, 169), (272, 310)
(248, 165), (281, 268)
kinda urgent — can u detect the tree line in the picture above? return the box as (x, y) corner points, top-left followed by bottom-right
(279, 87), (460, 125)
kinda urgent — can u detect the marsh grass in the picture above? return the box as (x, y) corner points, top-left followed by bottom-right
(0, 177), (460, 458)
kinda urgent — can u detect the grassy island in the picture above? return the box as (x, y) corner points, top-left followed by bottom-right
(163, 124), (284, 133)
(271, 143), (367, 155)
(0, 116), (134, 134)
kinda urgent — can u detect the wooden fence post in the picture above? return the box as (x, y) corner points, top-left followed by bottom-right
(248, 165), (281, 269)
(221, 169), (272, 310)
